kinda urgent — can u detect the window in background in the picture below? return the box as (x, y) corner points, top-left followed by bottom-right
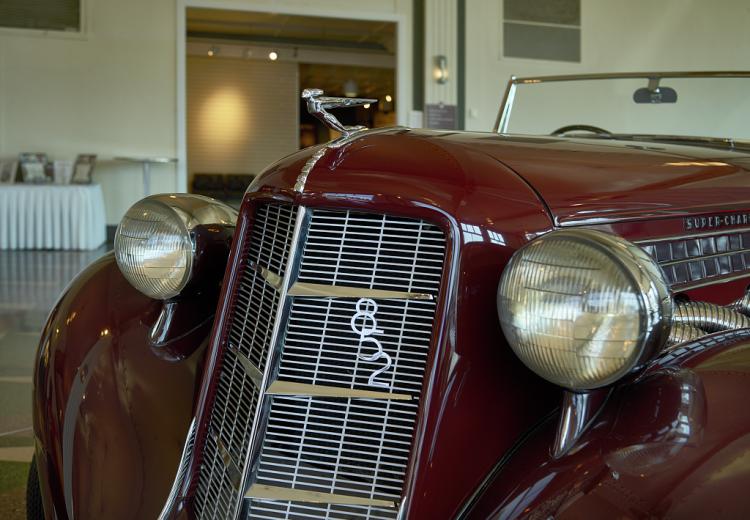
(503, 0), (581, 62)
(0, 0), (80, 32)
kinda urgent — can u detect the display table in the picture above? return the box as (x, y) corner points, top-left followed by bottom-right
(0, 184), (106, 250)
(114, 156), (178, 196)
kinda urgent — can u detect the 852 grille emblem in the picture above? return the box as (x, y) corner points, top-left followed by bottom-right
(351, 298), (393, 389)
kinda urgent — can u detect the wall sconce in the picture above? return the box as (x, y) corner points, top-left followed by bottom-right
(433, 55), (448, 84)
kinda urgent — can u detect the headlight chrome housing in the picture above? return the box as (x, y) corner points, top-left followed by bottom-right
(497, 229), (672, 390)
(114, 194), (237, 300)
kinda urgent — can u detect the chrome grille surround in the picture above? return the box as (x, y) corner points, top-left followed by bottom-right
(638, 228), (750, 290)
(184, 204), (446, 519)
(158, 419), (197, 520)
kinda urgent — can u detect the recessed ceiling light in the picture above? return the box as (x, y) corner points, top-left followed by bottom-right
(385, 94), (393, 103)
(268, 51), (278, 61)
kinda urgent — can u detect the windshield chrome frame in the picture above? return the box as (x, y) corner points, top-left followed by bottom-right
(494, 70), (750, 134)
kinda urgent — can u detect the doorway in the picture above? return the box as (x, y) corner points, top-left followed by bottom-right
(176, 2), (407, 198)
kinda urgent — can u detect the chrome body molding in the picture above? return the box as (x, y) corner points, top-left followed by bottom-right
(226, 345), (264, 387)
(266, 380), (413, 400)
(248, 261), (283, 291)
(288, 281), (433, 300)
(294, 147), (327, 192)
(246, 484), (397, 508)
(157, 418), (196, 520)
(211, 427), (243, 490)
(633, 226), (750, 244)
(552, 390), (610, 458)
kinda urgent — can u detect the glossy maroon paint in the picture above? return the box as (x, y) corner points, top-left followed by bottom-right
(36, 128), (750, 519)
(442, 133), (750, 225)
(32, 253), (214, 519)
(466, 329), (750, 519)
(149, 224), (235, 360)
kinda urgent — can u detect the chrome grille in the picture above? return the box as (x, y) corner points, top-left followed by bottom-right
(640, 229), (750, 288)
(194, 204), (297, 519)
(248, 503), (397, 520)
(245, 209), (445, 519)
(158, 420), (197, 520)
(255, 397), (417, 498)
(277, 299), (435, 394)
(298, 211), (445, 292)
(188, 205), (446, 520)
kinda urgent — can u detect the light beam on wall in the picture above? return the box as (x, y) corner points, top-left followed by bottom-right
(199, 88), (248, 148)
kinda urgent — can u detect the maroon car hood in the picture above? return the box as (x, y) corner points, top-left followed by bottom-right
(442, 133), (750, 225)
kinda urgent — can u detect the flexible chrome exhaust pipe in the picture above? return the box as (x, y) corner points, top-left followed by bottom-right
(667, 300), (750, 347)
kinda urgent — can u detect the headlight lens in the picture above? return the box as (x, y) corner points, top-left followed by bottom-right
(114, 194), (237, 300)
(115, 197), (193, 299)
(497, 229), (671, 390)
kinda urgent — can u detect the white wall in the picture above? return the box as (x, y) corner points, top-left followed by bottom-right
(187, 56), (299, 183)
(0, 0), (178, 225)
(424, 0), (457, 106)
(465, 0), (750, 132)
(0, 0), (412, 225)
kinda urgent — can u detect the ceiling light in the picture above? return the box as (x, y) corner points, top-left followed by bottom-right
(268, 51), (278, 61)
(363, 103), (371, 109)
(385, 95), (393, 103)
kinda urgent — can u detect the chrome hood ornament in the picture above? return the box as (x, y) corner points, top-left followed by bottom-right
(302, 88), (376, 139)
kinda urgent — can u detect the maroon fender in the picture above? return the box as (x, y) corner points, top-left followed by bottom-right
(31, 252), (212, 519)
(464, 329), (750, 519)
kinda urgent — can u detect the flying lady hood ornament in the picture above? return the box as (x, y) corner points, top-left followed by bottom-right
(302, 88), (377, 140)
(294, 88), (378, 192)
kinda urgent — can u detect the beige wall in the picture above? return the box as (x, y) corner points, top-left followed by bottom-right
(0, 0), (178, 225)
(465, 0), (750, 132)
(3, 0), (747, 225)
(0, 0), (412, 225)
(187, 56), (299, 184)
(424, 0), (457, 106)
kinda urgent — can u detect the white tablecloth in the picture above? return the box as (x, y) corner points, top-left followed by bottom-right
(0, 184), (106, 250)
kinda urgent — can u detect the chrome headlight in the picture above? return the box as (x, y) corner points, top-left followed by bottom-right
(114, 194), (237, 300)
(497, 229), (671, 390)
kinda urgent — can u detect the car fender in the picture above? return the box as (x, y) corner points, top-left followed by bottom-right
(464, 329), (750, 519)
(32, 252), (210, 520)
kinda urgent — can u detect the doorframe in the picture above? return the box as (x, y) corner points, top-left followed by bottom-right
(176, 0), (409, 192)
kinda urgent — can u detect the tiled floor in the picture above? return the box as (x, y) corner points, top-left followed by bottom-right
(0, 245), (109, 518)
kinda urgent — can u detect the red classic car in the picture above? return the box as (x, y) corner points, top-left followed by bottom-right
(28, 72), (750, 519)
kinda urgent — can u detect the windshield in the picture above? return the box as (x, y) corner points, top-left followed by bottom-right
(497, 73), (750, 142)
